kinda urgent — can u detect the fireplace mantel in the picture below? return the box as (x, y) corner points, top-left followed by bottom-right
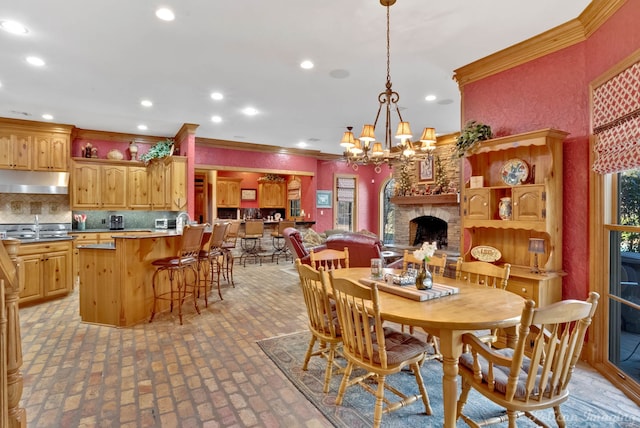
(390, 194), (458, 205)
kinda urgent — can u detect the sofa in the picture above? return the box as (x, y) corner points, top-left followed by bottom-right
(283, 227), (384, 268)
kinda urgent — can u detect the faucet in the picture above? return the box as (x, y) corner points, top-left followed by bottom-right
(34, 214), (40, 240)
(176, 211), (191, 233)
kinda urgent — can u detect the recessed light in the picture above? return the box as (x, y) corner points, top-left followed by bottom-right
(297, 141), (308, 148)
(300, 60), (314, 70)
(155, 8), (175, 21)
(425, 94), (437, 102)
(0, 20), (28, 35)
(210, 92), (223, 101)
(42, 114), (53, 120)
(140, 99), (153, 107)
(26, 56), (45, 66)
(137, 124), (148, 131)
(211, 115), (222, 123)
(242, 107), (258, 116)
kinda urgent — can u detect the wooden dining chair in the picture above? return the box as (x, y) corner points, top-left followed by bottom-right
(401, 250), (447, 277)
(309, 247), (349, 271)
(455, 257), (512, 346)
(329, 272), (433, 428)
(400, 249), (447, 360)
(456, 292), (599, 428)
(455, 258), (511, 289)
(294, 259), (343, 393)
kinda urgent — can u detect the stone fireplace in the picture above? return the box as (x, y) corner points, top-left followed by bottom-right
(392, 199), (461, 253)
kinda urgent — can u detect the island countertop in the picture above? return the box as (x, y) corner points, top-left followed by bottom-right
(78, 231), (184, 327)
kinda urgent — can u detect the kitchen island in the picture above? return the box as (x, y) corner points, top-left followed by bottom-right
(78, 231), (185, 327)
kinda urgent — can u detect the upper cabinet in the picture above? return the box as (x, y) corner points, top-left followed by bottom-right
(0, 132), (32, 170)
(460, 128), (568, 307)
(70, 156), (187, 211)
(216, 177), (242, 208)
(258, 181), (286, 208)
(34, 132), (69, 171)
(0, 118), (72, 171)
(71, 160), (127, 209)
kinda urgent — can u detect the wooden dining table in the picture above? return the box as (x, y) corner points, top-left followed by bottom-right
(331, 267), (526, 428)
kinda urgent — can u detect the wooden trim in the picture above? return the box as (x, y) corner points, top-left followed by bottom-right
(196, 164), (315, 177)
(0, 117), (73, 134)
(195, 135), (341, 159)
(453, 0), (626, 87)
(174, 123), (199, 145)
(390, 194), (457, 205)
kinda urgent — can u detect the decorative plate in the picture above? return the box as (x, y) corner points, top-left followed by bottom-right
(471, 245), (502, 262)
(500, 158), (529, 186)
(274, 213), (282, 221)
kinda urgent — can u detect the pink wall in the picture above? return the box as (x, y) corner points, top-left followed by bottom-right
(460, 1), (640, 300)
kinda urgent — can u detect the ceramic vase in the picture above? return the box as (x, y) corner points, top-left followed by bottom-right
(499, 197), (512, 220)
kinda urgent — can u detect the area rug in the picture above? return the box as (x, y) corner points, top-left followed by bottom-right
(258, 331), (640, 427)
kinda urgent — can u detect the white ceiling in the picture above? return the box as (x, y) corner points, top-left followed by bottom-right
(0, 0), (590, 155)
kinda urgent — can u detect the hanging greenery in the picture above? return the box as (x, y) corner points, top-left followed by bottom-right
(453, 121), (492, 158)
(139, 139), (175, 163)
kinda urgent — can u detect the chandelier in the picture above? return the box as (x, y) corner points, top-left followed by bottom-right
(340, 0), (436, 173)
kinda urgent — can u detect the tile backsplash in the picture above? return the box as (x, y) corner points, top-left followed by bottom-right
(0, 193), (71, 224)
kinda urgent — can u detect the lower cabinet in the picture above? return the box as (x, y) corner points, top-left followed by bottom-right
(19, 240), (73, 304)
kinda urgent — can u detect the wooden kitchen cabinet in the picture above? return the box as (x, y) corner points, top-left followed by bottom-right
(0, 118), (73, 171)
(128, 166), (151, 209)
(101, 164), (128, 208)
(18, 240), (73, 304)
(258, 181), (286, 208)
(463, 188), (491, 220)
(217, 177), (242, 208)
(147, 156), (187, 210)
(71, 159), (127, 209)
(0, 132), (32, 170)
(148, 159), (167, 209)
(71, 156), (185, 211)
(33, 132), (69, 171)
(166, 156), (187, 211)
(460, 128), (568, 307)
(71, 161), (100, 207)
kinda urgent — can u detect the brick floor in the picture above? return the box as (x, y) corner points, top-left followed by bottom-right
(15, 259), (640, 427)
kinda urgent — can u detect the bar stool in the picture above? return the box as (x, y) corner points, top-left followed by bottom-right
(197, 222), (228, 306)
(271, 220), (295, 263)
(239, 220), (264, 267)
(220, 220), (240, 286)
(149, 224), (206, 325)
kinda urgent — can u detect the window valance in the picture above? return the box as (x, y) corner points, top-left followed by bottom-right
(592, 61), (640, 174)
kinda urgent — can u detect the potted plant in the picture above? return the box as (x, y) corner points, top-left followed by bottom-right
(139, 138), (175, 163)
(453, 121), (492, 158)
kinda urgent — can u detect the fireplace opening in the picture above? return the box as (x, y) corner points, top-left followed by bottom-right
(410, 216), (448, 248)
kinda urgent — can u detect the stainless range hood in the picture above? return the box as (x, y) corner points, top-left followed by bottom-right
(0, 170), (69, 194)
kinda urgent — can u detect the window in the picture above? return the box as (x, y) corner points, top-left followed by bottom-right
(381, 178), (395, 245)
(335, 175), (356, 232)
(607, 170), (640, 384)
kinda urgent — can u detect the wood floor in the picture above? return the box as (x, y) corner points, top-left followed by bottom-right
(15, 260), (640, 427)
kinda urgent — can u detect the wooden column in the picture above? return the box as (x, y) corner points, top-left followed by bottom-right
(0, 239), (26, 428)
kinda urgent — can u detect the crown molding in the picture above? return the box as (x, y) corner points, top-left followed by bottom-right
(453, 0), (626, 87)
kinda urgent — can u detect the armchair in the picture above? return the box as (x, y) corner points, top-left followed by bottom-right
(283, 227), (384, 268)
